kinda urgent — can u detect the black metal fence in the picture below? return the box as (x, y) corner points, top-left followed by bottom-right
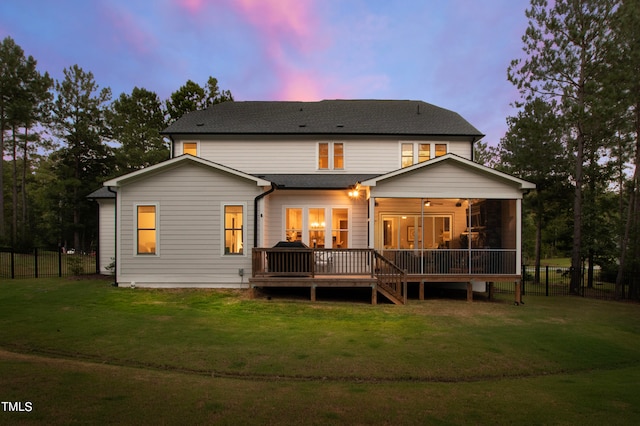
(0, 247), (98, 279)
(493, 265), (639, 301)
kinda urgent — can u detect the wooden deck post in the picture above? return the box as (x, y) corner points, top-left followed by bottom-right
(371, 284), (377, 305)
(515, 280), (521, 304)
(466, 282), (473, 302)
(419, 280), (424, 300)
(310, 284), (317, 302)
(487, 282), (494, 300)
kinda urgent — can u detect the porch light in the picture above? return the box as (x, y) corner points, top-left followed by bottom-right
(348, 182), (361, 199)
(424, 200), (431, 207)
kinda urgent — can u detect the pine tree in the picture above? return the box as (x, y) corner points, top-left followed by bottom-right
(108, 87), (169, 174)
(508, 0), (619, 293)
(50, 65), (112, 251)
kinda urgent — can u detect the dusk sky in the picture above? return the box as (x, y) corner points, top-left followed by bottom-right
(1, 0), (532, 146)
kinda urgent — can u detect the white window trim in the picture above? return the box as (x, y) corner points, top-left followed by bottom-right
(282, 205), (351, 248)
(221, 202), (247, 257)
(317, 142), (345, 171)
(181, 140), (200, 156)
(399, 141), (449, 167)
(134, 202), (159, 257)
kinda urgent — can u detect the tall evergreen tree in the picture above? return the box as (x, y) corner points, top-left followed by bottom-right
(165, 76), (233, 124)
(0, 36), (24, 242)
(108, 87), (168, 174)
(0, 36), (52, 245)
(508, 0), (619, 293)
(498, 98), (568, 282)
(607, 0), (640, 297)
(50, 65), (112, 251)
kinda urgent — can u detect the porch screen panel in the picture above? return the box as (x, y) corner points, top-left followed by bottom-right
(286, 208), (302, 242)
(224, 205), (243, 254)
(137, 205), (156, 254)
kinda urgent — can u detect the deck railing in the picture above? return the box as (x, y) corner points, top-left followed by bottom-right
(380, 249), (517, 275)
(252, 248), (517, 278)
(252, 248), (376, 277)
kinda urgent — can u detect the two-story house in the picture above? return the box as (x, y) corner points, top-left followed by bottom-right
(90, 100), (534, 304)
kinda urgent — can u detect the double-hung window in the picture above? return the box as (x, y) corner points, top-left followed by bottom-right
(401, 142), (447, 167)
(318, 142), (344, 170)
(137, 205), (157, 255)
(224, 204), (244, 255)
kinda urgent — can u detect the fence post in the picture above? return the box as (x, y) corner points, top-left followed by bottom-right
(58, 247), (62, 277)
(545, 265), (549, 297)
(11, 248), (15, 279)
(34, 247), (39, 278)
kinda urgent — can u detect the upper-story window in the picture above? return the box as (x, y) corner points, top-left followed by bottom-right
(183, 141), (198, 156)
(401, 142), (447, 167)
(318, 142), (344, 170)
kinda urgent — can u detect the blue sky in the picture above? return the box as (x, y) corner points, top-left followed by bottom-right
(1, 0), (532, 145)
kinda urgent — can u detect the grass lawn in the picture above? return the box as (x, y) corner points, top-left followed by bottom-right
(1, 278), (639, 425)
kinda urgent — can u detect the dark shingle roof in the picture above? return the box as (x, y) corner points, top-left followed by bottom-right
(87, 186), (115, 199)
(255, 174), (380, 189)
(162, 100), (484, 137)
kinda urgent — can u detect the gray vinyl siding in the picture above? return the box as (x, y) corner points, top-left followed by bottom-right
(183, 135), (473, 175)
(116, 161), (262, 287)
(97, 199), (115, 275)
(370, 161), (524, 199)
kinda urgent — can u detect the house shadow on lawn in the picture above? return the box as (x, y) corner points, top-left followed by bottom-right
(254, 287), (383, 304)
(254, 285), (493, 304)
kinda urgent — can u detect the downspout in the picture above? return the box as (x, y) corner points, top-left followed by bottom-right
(107, 186), (118, 287)
(470, 136), (478, 162)
(254, 183), (277, 248)
(168, 135), (175, 159)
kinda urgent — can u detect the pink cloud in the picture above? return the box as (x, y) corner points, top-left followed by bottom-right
(233, 0), (317, 48)
(100, 4), (157, 56)
(174, 0), (206, 15)
(231, 0), (335, 101)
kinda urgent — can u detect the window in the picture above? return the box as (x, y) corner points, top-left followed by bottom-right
(308, 208), (326, 247)
(137, 205), (157, 255)
(381, 214), (452, 250)
(418, 144), (431, 162)
(318, 142), (344, 170)
(183, 142), (197, 156)
(401, 142), (447, 167)
(401, 143), (413, 168)
(331, 208), (349, 248)
(334, 143), (344, 169)
(285, 207), (350, 248)
(224, 205), (243, 255)
(286, 208), (303, 242)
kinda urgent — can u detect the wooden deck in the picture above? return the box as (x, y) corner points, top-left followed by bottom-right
(250, 248), (523, 305)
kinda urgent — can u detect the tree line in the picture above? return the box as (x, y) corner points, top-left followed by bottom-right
(475, 0), (639, 297)
(0, 35), (233, 252)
